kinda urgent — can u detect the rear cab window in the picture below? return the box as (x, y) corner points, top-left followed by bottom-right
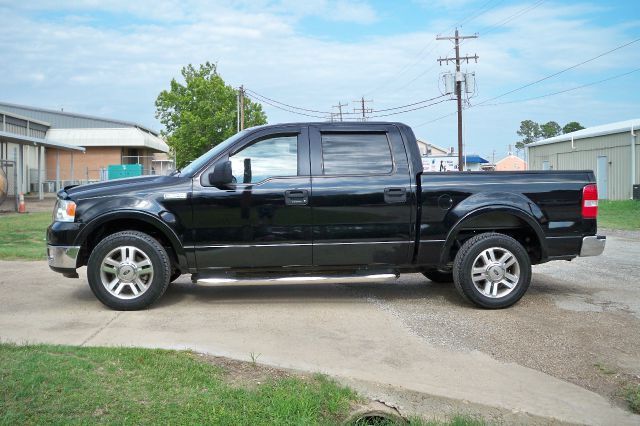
(320, 133), (393, 175)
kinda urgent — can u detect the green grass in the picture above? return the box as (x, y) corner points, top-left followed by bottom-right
(0, 212), (51, 260)
(598, 200), (640, 230)
(625, 384), (640, 414)
(0, 343), (487, 425)
(0, 343), (358, 425)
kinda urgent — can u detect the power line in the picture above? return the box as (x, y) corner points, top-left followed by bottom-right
(368, 98), (453, 118)
(472, 68), (640, 107)
(385, 1), (540, 95)
(244, 88), (332, 115)
(457, 0), (507, 29)
(247, 86), (451, 118)
(477, 67), (640, 107)
(244, 92), (326, 119)
(371, 94), (447, 113)
(415, 66), (640, 128)
(477, 0), (545, 36)
(363, 0), (505, 96)
(394, 60), (444, 92)
(363, 40), (440, 96)
(416, 110), (459, 127)
(474, 36), (640, 106)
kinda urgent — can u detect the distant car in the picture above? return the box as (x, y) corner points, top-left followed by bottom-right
(47, 122), (605, 310)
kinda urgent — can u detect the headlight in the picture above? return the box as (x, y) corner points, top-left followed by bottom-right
(53, 200), (77, 222)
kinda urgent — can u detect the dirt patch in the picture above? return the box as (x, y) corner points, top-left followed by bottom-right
(193, 352), (300, 389)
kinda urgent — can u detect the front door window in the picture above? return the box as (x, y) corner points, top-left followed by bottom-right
(230, 135), (298, 184)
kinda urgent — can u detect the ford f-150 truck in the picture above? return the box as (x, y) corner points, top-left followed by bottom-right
(47, 122), (606, 310)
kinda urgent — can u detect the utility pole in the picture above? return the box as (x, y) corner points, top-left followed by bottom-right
(437, 29), (478, 170)
(238, 85), (245, 131)
(353, 97), (373, 121)
(236, 90), (240, 132)
(332, 102), (348, 122)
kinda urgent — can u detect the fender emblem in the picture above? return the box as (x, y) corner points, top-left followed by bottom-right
(163, 193), (188, 200)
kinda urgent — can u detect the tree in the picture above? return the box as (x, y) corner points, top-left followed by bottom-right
(562, 121), (585, 134)
(155, 62), (267, 169)
(515, 120), (541, 149)
(540, 121), (562, 139)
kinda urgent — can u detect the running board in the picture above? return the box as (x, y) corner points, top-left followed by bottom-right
(195, 273), (399, 286)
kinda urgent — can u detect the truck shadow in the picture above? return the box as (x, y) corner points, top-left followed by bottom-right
(69, 273), (595, 311)
(155, 276), (469, 309)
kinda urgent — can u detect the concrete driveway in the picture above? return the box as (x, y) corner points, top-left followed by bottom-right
(1, 232), (639, 425)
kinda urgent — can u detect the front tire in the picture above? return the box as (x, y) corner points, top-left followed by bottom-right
(87, 231), (171, 310)
(452, 232), (531, 309)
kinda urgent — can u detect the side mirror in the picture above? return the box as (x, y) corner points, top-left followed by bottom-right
(209, 160), (233, 188)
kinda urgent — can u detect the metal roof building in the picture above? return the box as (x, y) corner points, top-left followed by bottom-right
(0, 101), (160, 135)
(0, 102), (170, 208)
(526, 119), (639, 200)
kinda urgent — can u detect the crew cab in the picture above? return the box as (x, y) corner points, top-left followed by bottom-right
(47, 122), (606, 310)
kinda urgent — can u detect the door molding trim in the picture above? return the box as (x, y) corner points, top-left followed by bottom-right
(189, 241), (411, 249)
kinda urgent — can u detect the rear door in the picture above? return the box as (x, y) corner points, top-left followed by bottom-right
(308, 124), (413, 267)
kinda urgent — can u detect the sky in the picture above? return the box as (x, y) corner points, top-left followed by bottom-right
(1, 0), (639, 161)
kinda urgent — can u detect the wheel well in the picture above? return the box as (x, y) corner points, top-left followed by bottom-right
(444, 212), (543, 266)
(78, 218), (180, 272)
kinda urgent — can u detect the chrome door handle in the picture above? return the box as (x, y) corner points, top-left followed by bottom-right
(384, 187), (407, 203)
(284, 189), (309, 206)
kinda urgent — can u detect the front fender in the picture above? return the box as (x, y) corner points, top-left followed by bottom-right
(74, 210), (189, 271)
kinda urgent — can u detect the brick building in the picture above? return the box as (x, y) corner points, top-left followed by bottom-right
(495, 154), (527, 171)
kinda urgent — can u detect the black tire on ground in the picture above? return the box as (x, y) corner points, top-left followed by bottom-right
(87, 230), (171, 310)
(422, 269), (453, 283)
(452, 232), (531, 309)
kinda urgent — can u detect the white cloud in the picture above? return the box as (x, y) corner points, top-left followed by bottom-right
(0, 1), (637, 156)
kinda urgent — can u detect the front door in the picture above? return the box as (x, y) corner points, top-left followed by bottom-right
(191, 126), (312, 271)
(597, 156), (608, 199)
(308, 124), (413, 267)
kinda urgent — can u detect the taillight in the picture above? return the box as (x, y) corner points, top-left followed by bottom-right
(582, 184), (598, 219)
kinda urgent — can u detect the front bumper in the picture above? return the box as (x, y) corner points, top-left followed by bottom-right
(579, 235), (606, 257)
(47, 245), (80, 270)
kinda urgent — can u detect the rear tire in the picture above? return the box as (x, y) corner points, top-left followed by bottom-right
(422, 269), (453, 283)
(453, 232), (531, 309)
(87, 231), (171, 310)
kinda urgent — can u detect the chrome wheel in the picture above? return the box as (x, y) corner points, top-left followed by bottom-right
(471, 247), (520, 299)
(99, 246), (154, 300)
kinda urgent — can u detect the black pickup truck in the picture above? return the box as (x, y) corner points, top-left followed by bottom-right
(47, 122), (605, 310)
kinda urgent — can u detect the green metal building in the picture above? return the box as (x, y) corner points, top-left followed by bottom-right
(526, 119), (639, 200)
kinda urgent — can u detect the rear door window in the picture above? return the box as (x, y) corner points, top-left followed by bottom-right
(320, 133), (393, 175)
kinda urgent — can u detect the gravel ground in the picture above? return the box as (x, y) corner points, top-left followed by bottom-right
(340, 231), (640, 410)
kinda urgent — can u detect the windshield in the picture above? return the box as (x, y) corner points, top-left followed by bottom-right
(179, 130), (250, 176)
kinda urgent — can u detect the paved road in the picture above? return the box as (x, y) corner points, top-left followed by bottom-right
(1, 233), (639, 425)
